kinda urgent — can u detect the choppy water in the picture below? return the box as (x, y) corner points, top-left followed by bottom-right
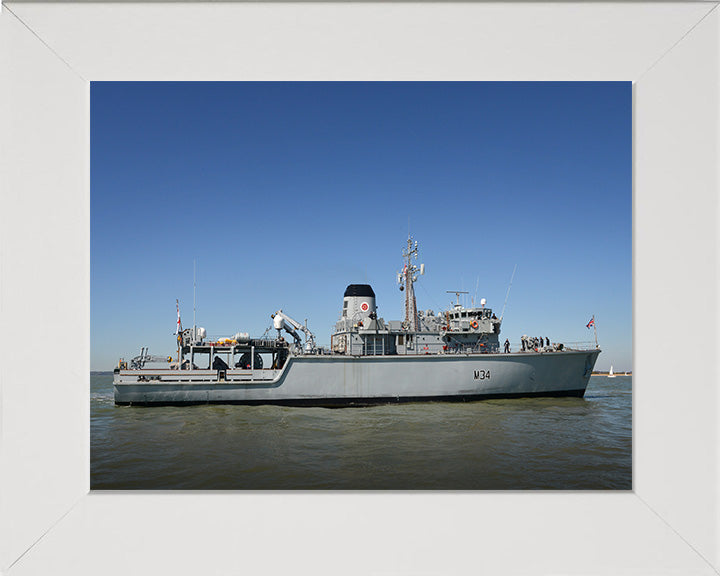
(91, 374), (631, 490)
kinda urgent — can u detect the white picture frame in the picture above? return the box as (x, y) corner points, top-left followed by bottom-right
(1, 2), (718, 574)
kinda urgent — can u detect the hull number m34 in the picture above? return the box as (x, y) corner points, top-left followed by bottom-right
(474, 370), (490, 380)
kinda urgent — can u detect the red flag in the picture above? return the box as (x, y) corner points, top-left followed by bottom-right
(586, 317), (595, 329)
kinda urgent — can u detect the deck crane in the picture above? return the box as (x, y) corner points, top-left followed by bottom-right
(130, 347), (173, 369)
(271, 310), (317, 353)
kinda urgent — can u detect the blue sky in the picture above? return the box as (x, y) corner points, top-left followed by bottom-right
(91, 82), (631, 371)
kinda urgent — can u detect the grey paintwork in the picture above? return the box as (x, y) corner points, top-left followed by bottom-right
(114, 237), (600, 405)
(114, 348), (600, 404)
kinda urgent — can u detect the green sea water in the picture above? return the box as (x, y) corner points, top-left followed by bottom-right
(91, 374), (631, 490)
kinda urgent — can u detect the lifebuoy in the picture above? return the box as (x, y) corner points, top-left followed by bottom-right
(471, 321), (479, 329)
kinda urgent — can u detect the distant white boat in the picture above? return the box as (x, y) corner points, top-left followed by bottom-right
(608, 365), (616, 378)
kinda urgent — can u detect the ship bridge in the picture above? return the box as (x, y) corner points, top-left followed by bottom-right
(445, 306), (500, 334)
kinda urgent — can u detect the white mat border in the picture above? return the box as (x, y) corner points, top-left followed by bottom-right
(1, 2), (718, 574)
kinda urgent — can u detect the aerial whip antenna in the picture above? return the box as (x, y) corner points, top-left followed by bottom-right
(193, 259), (197, 341)
(500, 264), (517, 321)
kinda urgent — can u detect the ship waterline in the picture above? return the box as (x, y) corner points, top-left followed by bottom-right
(114, 348), (600, 406)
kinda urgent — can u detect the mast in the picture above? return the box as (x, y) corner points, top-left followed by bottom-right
(398, 236), (424, 331)
(587, 314), (598, 348)
(592, 315), (598, 349)
(176, 298), (182, 369)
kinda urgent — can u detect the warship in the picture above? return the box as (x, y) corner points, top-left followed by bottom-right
(114, 237), (600, 406)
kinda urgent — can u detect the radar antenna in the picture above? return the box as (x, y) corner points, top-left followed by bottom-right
(446, 290), (469, 309)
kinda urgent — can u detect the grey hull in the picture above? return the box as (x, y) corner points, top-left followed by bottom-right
(114, 349), (600, 406)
